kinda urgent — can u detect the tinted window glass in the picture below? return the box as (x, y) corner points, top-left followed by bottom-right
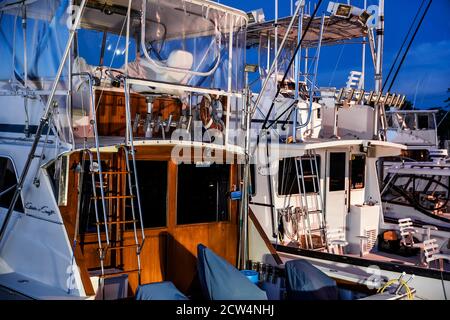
(350, 155), (365, 189)
(249, 164), (256, 196)
(417, 115), (429, 130)
(0, 157), (23, 213)
(177, 164), (229, 224)
(79, 160), (167, 233)
(126, 161), (167, 228)
(278, 157), (321, 195)
(329, 153), (346, 191)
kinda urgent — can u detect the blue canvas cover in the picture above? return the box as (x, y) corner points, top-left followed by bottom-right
(285, 259), (339, 300)
(197, 244), (267, 300)
(135, 281), (188, 300)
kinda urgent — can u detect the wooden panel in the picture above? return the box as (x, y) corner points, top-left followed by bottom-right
(165, 163), (240, 294)
(95, 90), (182, 138)
(60, 147), (240, 297)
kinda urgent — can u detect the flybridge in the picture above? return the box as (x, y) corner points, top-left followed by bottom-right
(246, 2), (370, 49)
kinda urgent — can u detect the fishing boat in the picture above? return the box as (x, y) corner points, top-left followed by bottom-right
(0, 0), (445, 301)
(379, 109), (450, 265)
(0, 0), (249, 300)
(244, 0), (450, 300)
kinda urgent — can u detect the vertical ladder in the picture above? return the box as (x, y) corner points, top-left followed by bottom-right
(86, 146), (145, 285)
(294, 150), (327, 250)
(82, 75), (145, 294)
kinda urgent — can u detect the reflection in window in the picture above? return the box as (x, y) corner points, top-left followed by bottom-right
(329, 153), (346, 192)
(404, 113), (416, 130)
(278, 157), (321, 195)
(103, 33), (136, 68)
(177, 164), (229, 224)
(0, 157), (23, 213)
(351, 155), (366, 189)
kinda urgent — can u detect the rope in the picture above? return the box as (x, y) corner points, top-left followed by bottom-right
(377, 279), (414, 300)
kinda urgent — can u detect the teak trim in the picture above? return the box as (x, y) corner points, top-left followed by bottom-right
(249, 208), (283, 265)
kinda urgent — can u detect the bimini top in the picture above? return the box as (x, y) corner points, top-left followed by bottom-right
(77, 0), (248, 39)
(246, 13), (368, 49)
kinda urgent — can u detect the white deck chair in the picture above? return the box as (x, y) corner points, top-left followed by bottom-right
(326, 228), (348, 255)
(140, 50), (194, 83)
(131, 50), (194, 96)
(398, 218), (422, 249)
(423, 239), (450, 271)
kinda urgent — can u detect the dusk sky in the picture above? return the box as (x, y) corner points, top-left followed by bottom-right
(219, 0), (450, 109)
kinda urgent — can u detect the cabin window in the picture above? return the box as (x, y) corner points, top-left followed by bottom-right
(0, 157), (24, 213)
(329, 153), (346, 191)
(417, 114), (435, 130)
(177, 164), (229, 224)
(404, 113), (416, 129)
(126, 161), (167, 229)
(386, 114), (394, 128)
(249, 164), (256, 196)
(278, 157), (321, 195)
(350, 155), (366, 189)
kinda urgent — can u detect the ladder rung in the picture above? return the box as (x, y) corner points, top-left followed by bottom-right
(97, 219), (138, 226)
(101, 244), (139, 251)
(91, 195), (135, 200)
(99, 269), (140, 279)
(302, 175), (317, 178)
(91, 171), (130, 175)
(307, 210), (322, 214)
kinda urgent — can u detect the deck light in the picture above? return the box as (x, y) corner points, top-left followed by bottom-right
(327, 2), (352, 18)
(247, 8), (265, 24)
(358, 10), (371, 26)
(245, 64), (258, 73)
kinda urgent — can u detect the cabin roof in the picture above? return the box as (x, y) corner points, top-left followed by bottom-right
(246, 14), (368, 48)
(257, 140), (406, 159)
(386, 109), (439, 114)
(78, 0), (248, 39)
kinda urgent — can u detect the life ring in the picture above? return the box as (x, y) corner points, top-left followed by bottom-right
(200, 94), (225, 131)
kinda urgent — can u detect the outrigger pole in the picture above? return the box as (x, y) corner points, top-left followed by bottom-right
(0, 0), (88, 245)
(373, 0), (384, 138)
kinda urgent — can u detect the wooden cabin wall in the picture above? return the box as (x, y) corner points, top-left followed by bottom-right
(60, 147), (239, 296)
(95, 90), (182, 138)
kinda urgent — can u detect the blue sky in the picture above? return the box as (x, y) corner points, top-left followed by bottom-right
(218, 0), (450, 109)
